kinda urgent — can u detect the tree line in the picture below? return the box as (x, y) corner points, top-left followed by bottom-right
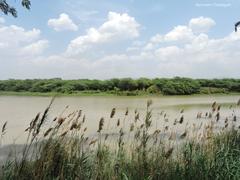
(0, 77), (239, 95)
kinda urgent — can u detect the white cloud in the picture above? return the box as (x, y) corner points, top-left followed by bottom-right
(20, 40), (49, 56)
(150, 34), (163, 43)
(0, 25), (40, 47)
(165, 25), (194, 42)
(0, 24), (45, 61)
(48, 13), (78, 31)
(155, 46), (182, 61)
(66, 11), (140, 56)
(1, 16), (240, 79)
(28, 30), (240, 79)
(189, 16), (216, 33)
(143, 26), (195, 50)
(0, 23), (48, 78)
(143, 17), (215, 50)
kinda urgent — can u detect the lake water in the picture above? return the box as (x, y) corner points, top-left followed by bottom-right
(0, 94), (239, 145)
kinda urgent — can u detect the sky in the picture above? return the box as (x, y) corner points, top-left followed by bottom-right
(0, 0), (240, 79)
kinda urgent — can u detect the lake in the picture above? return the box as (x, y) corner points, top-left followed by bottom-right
(0, 94), (239, 145)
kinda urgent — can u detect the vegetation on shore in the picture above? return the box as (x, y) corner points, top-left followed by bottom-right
(0, 99), (240, 179)
(0, 77), (240, 96)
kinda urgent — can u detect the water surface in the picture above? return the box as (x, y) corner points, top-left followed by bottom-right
(0, 95), (239, 144)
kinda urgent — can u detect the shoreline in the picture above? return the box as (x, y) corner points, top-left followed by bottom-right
(0, 91), (240, 97)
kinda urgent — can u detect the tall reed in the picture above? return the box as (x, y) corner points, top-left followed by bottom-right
(0, 99), (240, 180)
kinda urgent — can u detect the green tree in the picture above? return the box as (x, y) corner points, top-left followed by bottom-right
(0, 0), (30, 17)
(136, 78), (152, 90)
(118, 78), (138, 91)
(147, 85), (160, 94)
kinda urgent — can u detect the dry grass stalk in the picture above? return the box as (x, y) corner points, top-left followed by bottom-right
(169, 132), (176, 140)
(147, 99), (153, 108)
(237, 99), (240, 106)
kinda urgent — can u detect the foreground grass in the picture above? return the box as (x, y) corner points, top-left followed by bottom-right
(0, 100), (240, 179)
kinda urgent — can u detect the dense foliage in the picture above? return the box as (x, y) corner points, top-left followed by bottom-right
(0, 77), (240, 95)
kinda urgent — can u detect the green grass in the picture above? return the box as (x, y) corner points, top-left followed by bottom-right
(0, 100), (240, 179)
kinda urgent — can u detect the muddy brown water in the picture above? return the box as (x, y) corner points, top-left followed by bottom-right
(0, 94), (239, 145)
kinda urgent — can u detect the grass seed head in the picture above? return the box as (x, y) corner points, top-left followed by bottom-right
(57, 117), (65, 126)
(117, 119), (120, 127)
(180, 131), (187, 139)
(125, 108), (129, 116)
(44, 128), (53, 137)
(233, 115), (237, 122)
(98, 117), (104, 132)
(1, 121), (7, 136)
(89, 139), (98, 146)
(70, 122), (78, 130)
(165, 147), (174, 159)
(110, 108), (116, 118)
(61, 130), (68, 137)
(179, 115), (184, 124)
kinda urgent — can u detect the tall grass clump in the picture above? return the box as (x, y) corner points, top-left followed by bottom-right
(0, 99), (240, 179)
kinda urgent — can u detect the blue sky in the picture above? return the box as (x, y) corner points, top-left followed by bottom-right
(1, 0), (240, 79)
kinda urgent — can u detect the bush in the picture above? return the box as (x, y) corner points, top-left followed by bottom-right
(0, 77), (239, 95)
(147, 85), (161, 94)
(200, 87), (229, 94)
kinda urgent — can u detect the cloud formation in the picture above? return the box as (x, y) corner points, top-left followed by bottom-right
(189, 16), (216, 33)
(20, 40), (49, 56)
(0, 21), (48, 78)
(66, 12), (140, 56)
(48, 13), (78, 31)
(1, 13), (240, 79)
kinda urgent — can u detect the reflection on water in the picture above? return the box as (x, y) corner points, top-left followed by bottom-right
(0, 95), (239, 145)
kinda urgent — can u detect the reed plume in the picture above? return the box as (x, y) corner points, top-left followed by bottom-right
(110, 108), (116, 118)
(98, 117), (104, 132)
